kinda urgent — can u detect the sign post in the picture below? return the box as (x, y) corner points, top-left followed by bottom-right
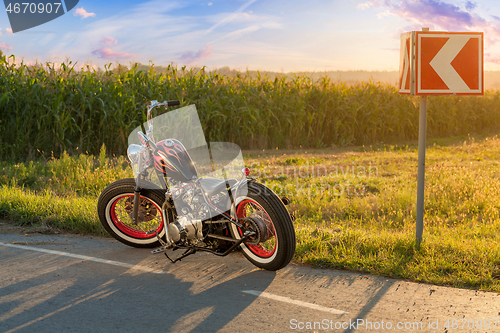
(416, 27), (429, 246)
(398, 28), (484, 245)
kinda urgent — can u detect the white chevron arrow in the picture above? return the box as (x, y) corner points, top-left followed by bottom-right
(429, 36), (471, 92)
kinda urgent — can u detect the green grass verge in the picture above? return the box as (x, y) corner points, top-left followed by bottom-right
(1, 136), (500, 291)
(0, 186), (104, 235)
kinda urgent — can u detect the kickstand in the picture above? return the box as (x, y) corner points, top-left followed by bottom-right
(164, 248), (197, 263)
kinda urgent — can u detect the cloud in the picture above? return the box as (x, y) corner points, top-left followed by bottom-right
(91, 47), (138, 60)
(213, 22), (281, 42)
(357, 1), (376, 10)
(91, 37), (131, 60)
(0, 42), (13, 51)
(179, 45), (213, 64)
(485, 52), (500, 65)
(48, 0), (281, 69)
(358, 0), (500, 44)
(465, 1), (476, 12)
(208, 2), (213, 6)
(97, 36), (118, 46)
(74, 7), (96, 19)
(6, 28), (13, 34)
(205, 0), (257, 34)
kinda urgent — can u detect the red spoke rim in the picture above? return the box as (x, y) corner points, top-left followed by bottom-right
(110, 194), (163, 239)
(236, 199), (277, 258)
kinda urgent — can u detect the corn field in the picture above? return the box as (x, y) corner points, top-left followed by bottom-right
(1, 53), (500, 161)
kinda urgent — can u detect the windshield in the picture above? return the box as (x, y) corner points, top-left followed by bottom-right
(128, 104), (248, 218)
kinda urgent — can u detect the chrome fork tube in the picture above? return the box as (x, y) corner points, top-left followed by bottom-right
(161, 208), (172, 244)
(131, 149), (144, 224)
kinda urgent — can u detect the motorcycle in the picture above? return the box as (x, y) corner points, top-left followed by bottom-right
(97, 100), (296, 271)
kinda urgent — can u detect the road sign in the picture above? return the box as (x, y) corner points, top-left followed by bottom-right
(399, 31), (483, 96)
(399, 32), (414, 95)
(398, 29), (484, 245)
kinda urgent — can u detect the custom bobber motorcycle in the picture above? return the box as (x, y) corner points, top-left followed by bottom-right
(97, 101), (296, 271)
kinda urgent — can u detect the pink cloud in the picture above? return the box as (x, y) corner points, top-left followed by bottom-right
(485, 53), (500, 65)
(6, 28), (13, 34)
(0, 42), (13, 51)
(91, 47), (138, 60)
(359, 0), (500, 44)
(97, 36), (118, 46)
(74, 7), (96, 19)
(179, 45), (213, 64)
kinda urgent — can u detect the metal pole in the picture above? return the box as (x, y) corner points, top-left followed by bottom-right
(416, 96), (426, 245)
(415, 27), (429, 246)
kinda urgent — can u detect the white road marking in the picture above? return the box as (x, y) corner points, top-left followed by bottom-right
(2, 241), (345, 314)
(242, 290), (347, 315)
(0, 242), (164, 274)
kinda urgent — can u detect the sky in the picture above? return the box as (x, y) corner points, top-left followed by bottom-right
(2, 0), (500, 72)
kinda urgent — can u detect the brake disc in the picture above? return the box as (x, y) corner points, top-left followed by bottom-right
(240, 213), (270, 245)
(124, 197), (158, 223)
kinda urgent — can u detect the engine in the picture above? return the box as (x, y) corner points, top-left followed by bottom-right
(167, 214), (203, 244)
(166, 183), (217, 244)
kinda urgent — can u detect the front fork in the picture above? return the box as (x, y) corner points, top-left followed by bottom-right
(160, 197), (174, 245)
(131, 186), (141, 225)
(131, 149), (145, 225)
(131, 180), (174, 246)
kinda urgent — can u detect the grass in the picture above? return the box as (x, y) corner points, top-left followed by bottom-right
(1, 135), (500, 291)
(0, 145), (131, 234)
(0, 186), (103, 234)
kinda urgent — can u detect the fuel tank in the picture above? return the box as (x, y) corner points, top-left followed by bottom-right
(153, 139), (197, 182)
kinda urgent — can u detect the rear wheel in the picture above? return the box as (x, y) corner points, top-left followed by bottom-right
(229, 182), (296, 271)
(97, 178), (165, 248)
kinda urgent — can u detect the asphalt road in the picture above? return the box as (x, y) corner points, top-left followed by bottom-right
(1, 232), (499, 333)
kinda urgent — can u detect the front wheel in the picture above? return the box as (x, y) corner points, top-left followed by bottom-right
(97, 178), (165, 248)
(229, 182), (296, 271)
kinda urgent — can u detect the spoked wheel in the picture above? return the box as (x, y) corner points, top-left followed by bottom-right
(237, 199), (277, 258)
(229, 182), (296, 271)
(97, 178), (165, 248)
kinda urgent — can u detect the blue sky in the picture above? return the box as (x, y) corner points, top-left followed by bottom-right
(1, 0), (500, 71)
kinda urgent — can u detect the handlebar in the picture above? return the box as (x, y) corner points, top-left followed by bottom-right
(148, 100), (180, 111)
(147, 100), (180, 122)
(136, 99), (181, 173)
(142, 99), (181, 145)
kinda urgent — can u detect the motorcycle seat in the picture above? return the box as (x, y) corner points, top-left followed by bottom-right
(199, 178), (237, 197)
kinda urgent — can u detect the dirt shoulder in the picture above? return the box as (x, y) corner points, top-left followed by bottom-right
(0, 219), (86, 238)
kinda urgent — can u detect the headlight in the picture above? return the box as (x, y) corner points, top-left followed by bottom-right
(127, 144), (143, 164)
